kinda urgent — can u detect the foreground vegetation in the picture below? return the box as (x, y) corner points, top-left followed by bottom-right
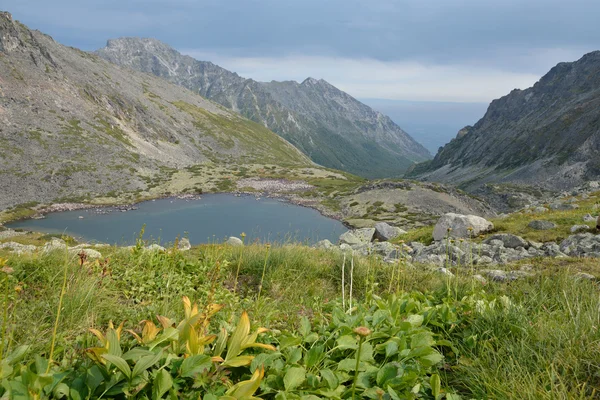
(0, 237), (598, 399)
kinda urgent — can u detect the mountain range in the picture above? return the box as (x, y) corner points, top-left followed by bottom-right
(408, 51), (600, 191)
(0, 11), (310, 210)
(96, 38), (431, 178)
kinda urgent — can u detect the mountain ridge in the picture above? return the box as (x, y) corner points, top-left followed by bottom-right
(96, 37), (431, 178)
(0, 11), (311, 210)
(407, 50), (600, 190)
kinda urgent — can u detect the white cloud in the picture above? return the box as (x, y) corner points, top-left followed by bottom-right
(179, 50), (546, 103)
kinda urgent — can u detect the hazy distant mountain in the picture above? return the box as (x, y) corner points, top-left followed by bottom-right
(0, 12), (309, 209)
(360, 99), (488, 154)
(96, 38), (431, 178)
(408, 51), (600, 190)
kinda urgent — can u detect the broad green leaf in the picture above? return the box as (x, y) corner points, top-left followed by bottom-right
(305, 345), (324, 369)
(132, 351), (162, 378)
(5, 345), (29, 365)
(180, 354), (212, 377)
(53, 382), (69, 398)
(376, 364), (397, 387)
(303, 332), (319, 344)
(86, 365), (105, 394)
(320, 369), (338, 390)
(279, 335), (302, 350)
(387, 386), (401, 400)
(102, 354), (131, 379)
(359, 342), (374, 362)
(385, 341), (399, 358)
(419, 351), (443, 367)
(284, 366), (306, 391)
(148, 327), (179, 351)
(300, 317), (311, 337)
(406, 314), (424, 328)
(106, 329), (122, 357)
(430, 373), (441, 397)
(335, 335), (357, 350)
(446, 393), (462, 400)
(337, 358), (357, 371)
(122, 348), (154, 361)
(411, 332), (434, 348)
(222, 355), (254, 367)
(226, 366), (264, 398)
(154, 369), (173, 399)
(226, 311), (251, 361)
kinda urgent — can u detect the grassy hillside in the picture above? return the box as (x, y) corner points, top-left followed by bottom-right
(0, 230), (598, 398)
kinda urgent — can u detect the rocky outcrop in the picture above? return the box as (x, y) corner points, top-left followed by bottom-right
(409, 51), (600, 191)
(225, 237), (244, 247)
(374, 222), (406, 241)
(432, 213), (493, 241)
(96, 38), (431, 178)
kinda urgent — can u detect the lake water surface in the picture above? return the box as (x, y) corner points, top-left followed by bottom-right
(7, 194), (346, 245)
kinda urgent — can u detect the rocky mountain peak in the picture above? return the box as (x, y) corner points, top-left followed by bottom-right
(97, 38), (431, 178)
(0, 11), (22, 53)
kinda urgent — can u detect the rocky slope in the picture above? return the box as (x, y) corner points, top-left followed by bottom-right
(96, 38), (431, 178)
(408, 51), (600, 190)
(0, 12), (311, 210)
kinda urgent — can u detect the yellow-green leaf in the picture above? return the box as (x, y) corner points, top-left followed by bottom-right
(102, 354), (131, 379)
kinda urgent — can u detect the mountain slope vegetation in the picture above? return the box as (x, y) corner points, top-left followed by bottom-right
(0, 12), (310, 210)
(97, 38), (431, 178)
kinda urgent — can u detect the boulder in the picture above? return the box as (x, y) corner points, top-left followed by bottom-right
(178, 238), (192, 251)
(79, 248), (102, 259)
(225, 237), (244, 247)
(339, 228), (375, 245)
(0, 242), (36, 254)
(527, 220), (556, 230)
(373, 222), (406, 242)
(583, 213), (596, 222)
(570, 225), (590, 234)
(549, 202), (579, 210)
(575, 272), (596, 280)
(146, 244), (166, 252)
(483, 233), (528, 249)
(42, 238), (68, 253)
(432, 213), (493, 241)
(372, 241), (398, 257)
(314, 239), (334, 250)
(533, 207), (548, 213)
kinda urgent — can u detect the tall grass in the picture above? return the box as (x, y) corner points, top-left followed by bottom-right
(0, 243), (599, 398)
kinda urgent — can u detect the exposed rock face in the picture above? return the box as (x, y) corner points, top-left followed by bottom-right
(432, 213), (494, 241)
(0, 13), (309, 210)
(483, 234), (528, 249)
(374, 222), (405, 242)
(409, 51), (600, 191)
(96, 38), (431, 178)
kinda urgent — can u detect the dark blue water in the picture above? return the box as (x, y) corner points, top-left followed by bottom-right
(7, 195), (346, 245)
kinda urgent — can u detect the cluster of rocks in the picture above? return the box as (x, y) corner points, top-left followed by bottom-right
(0, 234), (193, 257)
(314, 222), (407, 259)
(311, 211), (600, 273)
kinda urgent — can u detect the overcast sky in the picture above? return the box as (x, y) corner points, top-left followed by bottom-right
(4, 0), (599, 102)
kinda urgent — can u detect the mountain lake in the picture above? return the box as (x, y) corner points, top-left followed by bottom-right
(7, 194), (347, 246)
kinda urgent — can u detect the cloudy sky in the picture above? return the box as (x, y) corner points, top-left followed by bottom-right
(5, 0), (598, 149)
(5, 0), (598, 103)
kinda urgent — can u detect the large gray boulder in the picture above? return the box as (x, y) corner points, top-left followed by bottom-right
(528, 220), (556, 230)
(373, 222), (406, 242)
(314, 239), (334, 250)
(42, 238), (68, 253)
(225, 237), (244, 247)
(549, 202), (579, 210)
(483, 234), (528, 249)
(570, 225), (590, 233)
(432, 213), (493, 241)
(339, 228), (375, 246)
(178, 238), (192, 251)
